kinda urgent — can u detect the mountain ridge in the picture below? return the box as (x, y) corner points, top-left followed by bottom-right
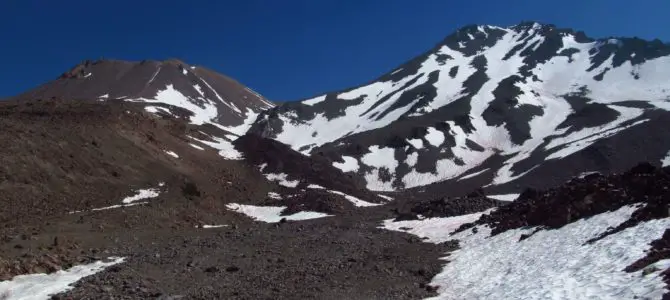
(247, 21), (670, 195)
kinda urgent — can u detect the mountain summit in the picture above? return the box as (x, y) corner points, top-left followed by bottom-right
(13, 59), (274, 128)
(249, 22), (670, 194)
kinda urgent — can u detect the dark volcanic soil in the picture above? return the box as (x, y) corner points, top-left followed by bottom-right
(0, 98), (451, 299)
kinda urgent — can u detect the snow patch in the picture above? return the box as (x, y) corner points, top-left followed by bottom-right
(306, 184), (325, 190)
(267, 192), (282, 199)
(326, 190), (382, 207)
(459, 168), (489, 180)
(121, 187), (160, 204)
(361, 146), (399, 191)
(69, 185), (161, 214)
(407, 138), (424, 149)
(377, 194), (394, 201)
(424, 127), (445, 147)
(487, 194), (519, 202)
(302, 95), (327, 106)
(662, 150), (670, 167)
(380, 209), (493, 244)
(130, 84), (218, 125)
(189, 143), (204, 151)
(225, 203), (331, 223)
(200, 225), (227, 229)
(0, 257), (125, 300)
(332, 156), (360, 173)
(164, 150), (179, 158)
(191, 136), (242, 160)
(265, 173), (300, 188)
(193, 84), (205, 98)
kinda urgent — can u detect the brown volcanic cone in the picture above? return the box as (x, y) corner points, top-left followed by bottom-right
(11, 59), (274, 127)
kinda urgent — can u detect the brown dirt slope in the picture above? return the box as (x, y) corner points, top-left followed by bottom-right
(0, 98), (448, 299)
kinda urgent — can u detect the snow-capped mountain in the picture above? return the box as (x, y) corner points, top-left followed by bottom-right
(14, 59), (274, 129)
(249, 22), (670, 194)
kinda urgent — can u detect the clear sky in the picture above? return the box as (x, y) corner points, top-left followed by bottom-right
(1, 0), (668, 101)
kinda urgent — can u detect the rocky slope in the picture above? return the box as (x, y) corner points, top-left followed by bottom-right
(12, 59), (274, 129)
(249, 22), (670, 196)
(0, 97), (443, 299)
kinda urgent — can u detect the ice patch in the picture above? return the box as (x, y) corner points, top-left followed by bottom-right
(332, 156), (360, 173)
(98, 94), (109, 99)
(164, 150), (179, 158)
(426, 205), (670, 300)
(487, 194), (519, 202)
(225, 203), (331, 223)
(83, 73), (92, 78)
(265, 173), (300, 188)
(0, 257), (125, 300)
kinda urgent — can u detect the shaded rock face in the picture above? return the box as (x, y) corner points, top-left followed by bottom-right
(247, 22), (670, 196)
(13, 59), (274, 127)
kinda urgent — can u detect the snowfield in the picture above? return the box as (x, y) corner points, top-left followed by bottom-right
(382, 205), (670, 300)
(0, 257), (125, 300)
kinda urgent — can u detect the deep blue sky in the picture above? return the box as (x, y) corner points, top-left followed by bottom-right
(1, 0), (668, 101)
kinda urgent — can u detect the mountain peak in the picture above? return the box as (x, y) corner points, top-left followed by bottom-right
(249, 22), (670, 193)
(18, 58), (274, 128)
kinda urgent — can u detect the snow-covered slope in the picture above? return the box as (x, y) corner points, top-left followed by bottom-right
(383, 206), (670, 300)
(250, 22), (670, 193)
(381, 163), (670, 299)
